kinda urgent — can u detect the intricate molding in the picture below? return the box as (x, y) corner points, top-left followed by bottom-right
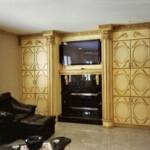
(113, 22), (150, 31)
(131, 39), (150, 68)
(43, 30), (57, 44)
(99, 24), (113, 31)
(131, 69), (150, 96)
(113, 97), (131, 124)
(62, 30), (101, 37)
(113, 41), (130, 68)
(132, 97), (149, 125)
(102, 31), (113, 39)
(133, 31), (146, 38)
(99, 24), (113, 40)
(23, 40), (33, 46)
(115, 33), (128, 40)
(47, 35), (55, 44)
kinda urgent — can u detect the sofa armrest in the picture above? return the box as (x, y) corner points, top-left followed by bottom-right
(11, 98), (36, 114)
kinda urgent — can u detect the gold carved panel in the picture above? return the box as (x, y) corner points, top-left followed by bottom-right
(131, 69), (150, 96)
(113, 69), (130, 96)
(35, 71), (48, 93)
(35, 47), (48, 70)
(21, 39), (47, 47)
(113, 30), (150, 40)
(22, 71), (35, 93)
(21, 47), (34, 70)
(113, 41), (130, 68)
(131, 39), (150, 68)
(114, 97), (131, 124)
(132, 97), (150, 125)
(35, 94), (49, 115)
(22, 94), (36, 105)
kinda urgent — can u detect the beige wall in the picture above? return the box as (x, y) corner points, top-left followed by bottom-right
(0, 31), (20, 99)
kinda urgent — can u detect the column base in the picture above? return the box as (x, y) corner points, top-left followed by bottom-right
(103, 121), (114, 128)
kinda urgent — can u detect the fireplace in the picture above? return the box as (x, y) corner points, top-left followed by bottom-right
(58, 74), (102, 124)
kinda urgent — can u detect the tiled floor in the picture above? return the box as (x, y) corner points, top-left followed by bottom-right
(3, 122), (150, 150)
(52, 122), (150, 150)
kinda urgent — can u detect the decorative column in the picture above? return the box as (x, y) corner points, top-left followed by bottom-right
(43, 31), (55, 115)
(43, 30), (61, 116)
(99, 25), (114, 127)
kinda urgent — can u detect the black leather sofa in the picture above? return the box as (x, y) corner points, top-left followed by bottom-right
(0, 92), (36, 143)
(18, 115), (56, 140)
(0, 92), (56, 144)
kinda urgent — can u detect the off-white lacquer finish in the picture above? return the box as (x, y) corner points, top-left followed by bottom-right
(113, 24), (150, 127)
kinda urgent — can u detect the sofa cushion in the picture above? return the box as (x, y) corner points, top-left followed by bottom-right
(20, 115), (55, 126)
(18, 114), (56, 140)
(0, 111), (14, 123)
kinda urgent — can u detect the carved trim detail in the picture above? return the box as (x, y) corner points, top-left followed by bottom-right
(133, 31), (147, 38)
(113, 22), (150, 31)
(116, 33), (128, 40)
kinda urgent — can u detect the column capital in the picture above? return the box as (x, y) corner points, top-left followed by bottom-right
(43, 30), (56, 44)
(99, 24), (113, 39)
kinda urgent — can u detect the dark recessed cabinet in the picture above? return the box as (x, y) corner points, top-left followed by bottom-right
(58, 75), (102, 124)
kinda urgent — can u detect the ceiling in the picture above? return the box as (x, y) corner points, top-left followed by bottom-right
(0, 0), (149, 35)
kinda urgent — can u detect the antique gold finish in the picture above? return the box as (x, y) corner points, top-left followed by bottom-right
(112, 23), (150, 128)
(113, 22), (150, 30)
(99, 25), (114, 127)
(131, 97), (149, 125)
(61, 30), (101, 42)
(95, 75), (99, 85)
(114, 97), (131, 124)
(131, 39), (150, 68)
(113, 69), (130, 96)
(113, 29), (150, 41)
(19, 22), (150, 128)
(64, 75), (69, 85)
(44, 30), (62, 115)
(113, 41), (130, 68)
(20, 36), (50, 115)
(131, 69), (150, 96)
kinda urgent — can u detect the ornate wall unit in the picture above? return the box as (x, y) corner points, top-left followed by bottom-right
(112, 23), (150, 127)
(19, 23), (150, 128)
(58, 30), (103, 124)
(20, 36), (50, 115)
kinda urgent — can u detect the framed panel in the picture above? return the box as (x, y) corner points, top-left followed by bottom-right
(22, 71), (35, 93)
(35, 94), (49, 115)
(113, 69), (130, 96)
(114, 97), (131, 124)
(22, 93), (36, 105)
(132, 97), (149, 125)
(35, 47), (48, 70)
(21, 47), (35, 70)
(131, 39), (150, 68)
(131, 69), (150, 96)
(113, 41), (130, 68)
(35, 71), (48, 93)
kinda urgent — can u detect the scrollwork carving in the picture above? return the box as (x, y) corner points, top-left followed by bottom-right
(133, 31), (146, 38)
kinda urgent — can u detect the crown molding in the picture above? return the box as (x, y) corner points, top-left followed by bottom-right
(113, 22), (150, 31)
